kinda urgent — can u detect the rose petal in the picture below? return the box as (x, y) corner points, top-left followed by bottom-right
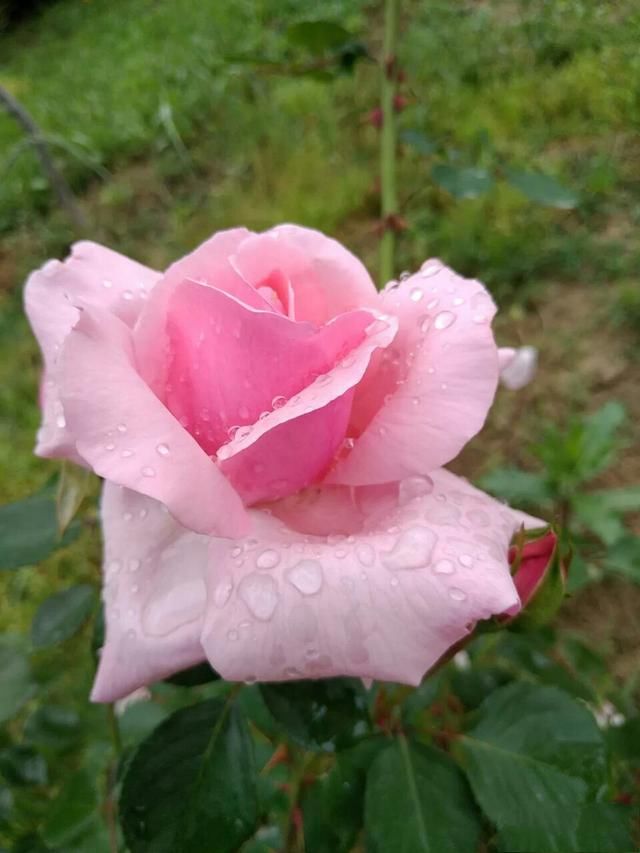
(230, 224), (378, 324)
(327, 261), (500, 486)
(91, 484), (209, 702)
(59, 303), (248, 536)
(499, 345), (538, 390)
(24, 241), (160, 458)
(200, 469), (526, 685)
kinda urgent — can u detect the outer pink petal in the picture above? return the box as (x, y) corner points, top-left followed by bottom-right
(58, 303), (248, 536)
(24, 242), (160, 458)
(327, 261), (500, 486)
(230, 224), (378, 325)
(91, 484), (209, 702)
(200, 469), (524, 685)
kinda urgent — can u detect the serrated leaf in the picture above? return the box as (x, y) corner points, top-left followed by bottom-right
(505, 168), (578, 209)
(286, 20), (352, 53)
(42, 769), (98, 847)
(260, 679), (372, 751)
(120, 697), (257, 853)
(302, 738), (385, 853)
(457, 682), (606, 852)
(365, 737), (481, 852)
(0, 489), (80, 570)
(0, 637), (36, 723)
(431, 163), (494, 199)
(31, 584), (96, 648)
(479, 468), (552, 506)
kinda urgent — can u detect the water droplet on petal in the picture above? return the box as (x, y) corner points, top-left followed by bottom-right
(105, 442), (116, 451)
(256, 549), (281, 570)
(453, 297), (465, 306)
(286, 559), (323, 595)
(227, 629), (239, 641)
(382, 527), (437, 571)
(156, 443), (170, 456)
(123, 512), (133, 522)
(410, 287), (424, 302)
(56, 413), (66, 429)
(102, 278), (113, 289)
(434, 311), (456, 330)
(117, 423), (127, 433)
(420, 262), (441, 278)
(141, 466), (156, 477)
(398, 475), (434, 505)
(356, 543), (375, 566)
(473, 313), (488, 324)
(107, 559), (121, 576)
(433, 559), (455, 575)
(418, 314), (431, 333)
(271, 395), (287, 410)
(215, 581), (233, 608)
(459, 554), (473, 568)
(449, 587), (467, 601)
(238, 573), (279, 620)
(121, 449), (134, 458)
(123, 290), (134, 301)
(128, 558), (141, 572)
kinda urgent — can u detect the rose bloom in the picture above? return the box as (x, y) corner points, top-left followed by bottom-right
(25, 225), (554, 701)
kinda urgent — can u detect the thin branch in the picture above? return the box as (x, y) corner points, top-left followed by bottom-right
(0, 84), (88, 231)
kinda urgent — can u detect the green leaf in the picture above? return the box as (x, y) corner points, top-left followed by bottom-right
(286, 20), (352, 53)
(0, 637), (36, 723)
(0, 785), (14, 822)
(0, 489), (80, 570)
(120, 697), (258, 853)
(31, 584), (96, 648)
(400, 129), (437, 155)
(457, 682), (606, 852)
(431, 164), (494, 199)
(574, 802), (634, 853)
(56, 462), (93, 535)
(42, 769), (98, 848)
(589, 486), (640, 513)
(119, 701), (170, 747)
(0, 745), (47, 786)
(24, 705), (81, 750)
(302, 738), (385, 853)
(505, 168), (578, 209)
(572, 493), (626, 545)
(479, 467), (552, 506)
(260, 679), (372, 751)
(604, 536), (640, 581)
(365, 737), (481, 852)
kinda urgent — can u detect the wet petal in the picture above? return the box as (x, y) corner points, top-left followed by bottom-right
(328, 261), (500, 486)
(200, 469), (528, 685)
(24, 241), (160, 458)
(59, 303), (248, 536)
(91, 484), (209, 702)
(230, 224), (378, 324)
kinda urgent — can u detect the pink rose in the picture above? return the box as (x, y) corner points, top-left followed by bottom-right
(25, 225), (552, 701)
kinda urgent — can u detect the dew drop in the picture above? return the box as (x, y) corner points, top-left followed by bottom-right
(433, 558), (455, 575)
(107, 559), (121, 576)
(434, 311), (456, 330)
(453, 297), (465, 306)
(117, 423), (127, 433)
(128, 558), (141, 572)
(271, 395), (287, 409)
(102, 278), (113, 289)
(123, 290), (134, 301)
(156, 443), (170, 456)
(449, 587), (467, 601)
(56, 413), (66, 429)
(227, 629), (239, 641)
(256, 549), (281, 570)
(286, 559), (323, 596)
(215, 581), (233, 608)
(410, 287), (424, 302)
(356, 543), (375, 567)
(105, 442), (116, 451)
(399, 270), (412, 282)
(459, 554), (473, 568)
(418, 314), (431, 333)
(390, 576), (399, 587)
(398, 475), (434, 506)
(238, 573), (279, 620)
(473, 314), (488, 324)
(121, 449), (134, 458)
(231, 545), (243, 557)
(123, 512), (133, 522)
(141, 466), (156, 477)
(420, 262), (441, 278)
(427, 366), (435, 375)
(382, 527), (437, 571)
